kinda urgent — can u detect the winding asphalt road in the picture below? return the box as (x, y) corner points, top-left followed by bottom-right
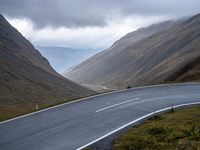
(0, 83), (200, 150)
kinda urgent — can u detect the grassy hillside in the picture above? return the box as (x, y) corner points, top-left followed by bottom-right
(65, 20), (178, 89)
(0, 14), (95, 121)
(112, 106), (200, 150)
(165, 57), (200, 83)
(65, 13), (200, 91)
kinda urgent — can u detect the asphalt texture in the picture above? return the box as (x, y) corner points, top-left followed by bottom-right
(0, 83), (200, 150)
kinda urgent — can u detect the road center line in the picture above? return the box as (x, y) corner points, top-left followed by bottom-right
(96, 98), (140, 112)
(77, 101), (200, 150)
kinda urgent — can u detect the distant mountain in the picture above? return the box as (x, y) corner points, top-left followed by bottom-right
(0, 14), (95, 120)
(37, 46), (102, 73)
(65, 13), (200, 90)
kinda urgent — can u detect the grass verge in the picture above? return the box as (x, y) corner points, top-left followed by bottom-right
(112, 106), (200, 150)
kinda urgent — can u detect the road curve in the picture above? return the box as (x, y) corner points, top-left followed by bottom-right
(0, 83), (200, 150)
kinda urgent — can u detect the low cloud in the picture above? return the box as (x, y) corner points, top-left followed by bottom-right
(1, 0), (200, 28)
(2, 0), (200, 48)
(8, 15), (167, 49)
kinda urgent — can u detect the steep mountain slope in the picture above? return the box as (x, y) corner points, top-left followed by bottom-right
(65, 14), (200, 89)
(64, 19), (182, 88)
(0, 14), (95, 120)
(166, 56), (200, 82)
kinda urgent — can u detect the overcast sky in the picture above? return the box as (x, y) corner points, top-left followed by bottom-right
(1, 0), (200, 49)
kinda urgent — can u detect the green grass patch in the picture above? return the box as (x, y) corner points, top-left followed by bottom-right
(112, 106), (200, 150)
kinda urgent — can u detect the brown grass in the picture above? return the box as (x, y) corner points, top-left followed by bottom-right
(112, 106), (200, 150)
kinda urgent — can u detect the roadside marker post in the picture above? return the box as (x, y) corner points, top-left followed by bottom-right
(35, 101), (38, 110)
(171, 104), (174, 112)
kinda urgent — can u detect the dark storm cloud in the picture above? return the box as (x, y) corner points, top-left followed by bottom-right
(0, 0), (200, 28)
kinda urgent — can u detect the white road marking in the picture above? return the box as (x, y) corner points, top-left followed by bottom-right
(96, 98), (140, 112)
(0, 83), (198, 125)
(77, 101), (200, 150)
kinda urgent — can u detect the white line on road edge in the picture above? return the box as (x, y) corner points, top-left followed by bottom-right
(0, 96), (97, 125)
(96, 98), (140, 112)
(76, 101), (200, 150)
(0, 83), (199, 125)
